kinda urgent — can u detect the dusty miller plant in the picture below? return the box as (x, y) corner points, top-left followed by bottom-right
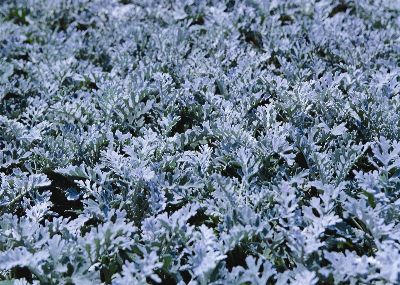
(1, 0), (400, 284)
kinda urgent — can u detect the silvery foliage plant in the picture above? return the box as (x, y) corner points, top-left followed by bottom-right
(1, 0), (400, 284)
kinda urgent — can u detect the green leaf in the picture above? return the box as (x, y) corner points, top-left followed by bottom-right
(0, 280), (15, 285)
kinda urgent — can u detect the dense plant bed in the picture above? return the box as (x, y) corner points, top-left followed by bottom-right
(1, 0), (400, 284)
